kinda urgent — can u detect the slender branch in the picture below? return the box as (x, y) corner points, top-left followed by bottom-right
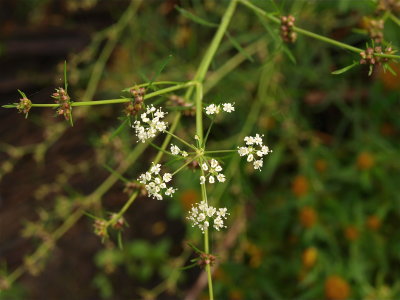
(238, 0), (400, 59)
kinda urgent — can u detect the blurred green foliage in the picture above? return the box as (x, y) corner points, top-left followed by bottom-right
(1, 0), (400, 299)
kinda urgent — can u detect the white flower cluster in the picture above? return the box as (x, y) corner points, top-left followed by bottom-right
(187, 200), (229, 233)
(138, 163), (176, 200)
(204, 102), (235, 115)
(238, 134), (272, 171)
(170, 144), (188, 157)
(200, 159), (226, 184)
(133, 105), (168, 143)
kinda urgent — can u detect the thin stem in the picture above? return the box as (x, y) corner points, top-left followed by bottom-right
(123, 81), (186, 91)
(166, 131), (197, 151)
(202, 117), (215, 148)
(388, 12), (400, 27)
(200, 170), (214, 300)
(204, 150), (237, 154)
(195, 83), (204, 144)
(172, 155), (200, 176)
(238, 0), (400, 60)
(106, 191), (138, 227)
(7, 81), (197, 109)
(185, 0), (238, 101)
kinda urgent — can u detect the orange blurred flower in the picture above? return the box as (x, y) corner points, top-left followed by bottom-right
(299, 206), (317, 228)
(292, 175), (309, 197)
(302, 247), (318, 269)
(356, 152), (374, 170)
(366, 215), (381, 231)
(179, 189), (199, 211)
(315, 159), (328, 173)
(344, 226), (359, 241)
(325, 275), (351, 300)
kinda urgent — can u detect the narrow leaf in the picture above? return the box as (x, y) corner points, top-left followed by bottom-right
(17, 89), (27, 98)
(225, 32), (254, 63)
(64, 60), (68, 92)
(110, 118), (129, 140)
(175, 6), (218, 28)
(331, 61), (358, 75)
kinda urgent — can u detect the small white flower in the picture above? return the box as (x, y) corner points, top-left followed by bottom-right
(217, 173), (226, 182)
(170, 144), (180, 155)
(187, 201), (229, 233)
(181, 151), (188, 157)
(200, 176), (206, 184)
(222, 102), (235, 113)
(253, 159), (263, 170)
(238, 135), (271, 171)
(205, 104), (220, 115)
(202, 163), (209, 171)
(163, 173), (172, 182)
(209, 176), (215, 183)
(150, 163), (161, 174)
(138, 164), (176, 200)
(238, 147), (249, 156)
(133, 105), (168, 143)
(210, 159), (218, 168)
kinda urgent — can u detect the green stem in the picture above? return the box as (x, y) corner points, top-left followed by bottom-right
(185, 0), (238, 101)
(123, 81), (186, 92)
(166, 131), (197, 151)
(195, 83), (204, 144)
(204, 149), (237, 154)
(9, 82), (197, 109)
(388, 12), (400, 27)
(172, 155), (200, 176)
(106, 191), (138, 227)
(202, 116), (215, 148)
(238, 0), (400, 60)
(200, 169), (214, 300)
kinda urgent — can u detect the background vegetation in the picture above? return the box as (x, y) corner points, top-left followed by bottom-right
(1, 0), (400, 299)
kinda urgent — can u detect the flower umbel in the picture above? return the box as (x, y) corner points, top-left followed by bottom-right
(138, 163), (176, 200)
(238, 134), (272, 171)
(204, 102), (235, 115)
(133, 105), (168, 143)
(187, 200), (229, 233)
(170, 144), (188, 157)
(200, 159), (225, 184)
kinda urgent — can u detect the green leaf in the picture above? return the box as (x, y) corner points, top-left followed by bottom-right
(225, 32), (254, 63)
(148, 55), (173, 91)
(17, 89), (27, 98)
(117, 231), (123, 250)
(2, 104), (17, 108)
(385, 63), (397, 76)
(281, 44), (297, 64)
(331, 61), (358, 75)
(175, 6), (218, 28)
(64, 60), (68, 92)
(110, 118), (129, 140)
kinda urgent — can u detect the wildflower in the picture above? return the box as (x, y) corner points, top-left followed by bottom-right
(93, 219), (108, 238)
(199, 159), (225, 184)
(52, 87), (72, 121)
(133, 105), (168, 143)
(170, 144), (189, 157)
(238, 134), (272, 171)
(222, 102), (235, 113)
(280, 15), (297, 43)
(204, 102), (235, 115)
(325, 275), (351, 300)
(187, 200), (229, 233)
(138, 163), (176, 200)
(125, 87), (146, 116)
(170, 144), (180, 155)
(16, 94), (32, 118)
(205, 104), (220, 115)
